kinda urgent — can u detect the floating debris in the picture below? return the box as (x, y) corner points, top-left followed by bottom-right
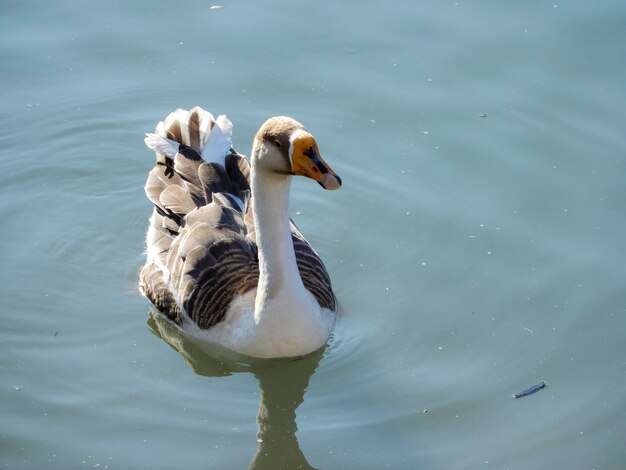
(513, 381), (546, 398)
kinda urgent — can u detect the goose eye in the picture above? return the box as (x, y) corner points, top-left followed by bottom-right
(273, 140), (281, 148)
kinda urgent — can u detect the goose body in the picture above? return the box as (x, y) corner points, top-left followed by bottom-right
(139, 107), (341, 358)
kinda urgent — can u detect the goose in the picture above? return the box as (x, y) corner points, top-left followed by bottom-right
(139, 107), (342, 358)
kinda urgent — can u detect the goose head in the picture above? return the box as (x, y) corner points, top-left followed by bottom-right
(251, 116), (342, 190)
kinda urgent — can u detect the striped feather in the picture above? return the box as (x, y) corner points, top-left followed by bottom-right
(159, 185), (196, 215)
(198, 162), (232, 201)
(201, 114), (233, 164)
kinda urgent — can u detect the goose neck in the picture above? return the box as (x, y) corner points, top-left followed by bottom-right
(251, 166), (304, 306)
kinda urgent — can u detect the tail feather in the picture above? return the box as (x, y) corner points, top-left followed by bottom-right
(143, 110), (252, 211)
(190, 106), (214, 151)
(151, 107), (221, 154)
(144, 133), (178, 159)
(173, 147), (204, 206)
(145, 107), (236, 208)
(142, 107), (255, 322)
(200, 114), (233, 165)
(161, 109), (202, 150)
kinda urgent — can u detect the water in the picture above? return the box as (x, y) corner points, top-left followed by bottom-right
(2, 1), (625, 468)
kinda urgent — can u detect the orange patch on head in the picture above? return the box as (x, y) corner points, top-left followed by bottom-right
(290, 133), (341, 190)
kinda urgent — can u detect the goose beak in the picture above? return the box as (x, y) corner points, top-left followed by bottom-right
(290, 134), (342, 190)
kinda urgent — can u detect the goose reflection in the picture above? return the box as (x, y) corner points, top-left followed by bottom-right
(147, 311), (322, 470)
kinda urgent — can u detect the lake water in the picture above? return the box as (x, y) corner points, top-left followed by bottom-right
(2, 1), (625, 468)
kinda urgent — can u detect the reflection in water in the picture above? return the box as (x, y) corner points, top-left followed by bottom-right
(147, 311), (322, 470)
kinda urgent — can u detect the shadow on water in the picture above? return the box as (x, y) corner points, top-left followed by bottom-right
(147, 311), (322, 470)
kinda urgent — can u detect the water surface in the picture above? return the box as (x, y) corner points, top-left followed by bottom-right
(1, 1), (625, 468)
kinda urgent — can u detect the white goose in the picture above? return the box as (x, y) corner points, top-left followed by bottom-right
(139, 107), (341, 358)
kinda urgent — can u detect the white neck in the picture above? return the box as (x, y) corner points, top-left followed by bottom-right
(251, 165), (307, 317)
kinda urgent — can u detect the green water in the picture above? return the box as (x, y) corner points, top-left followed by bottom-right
(2, 1), (625, 468)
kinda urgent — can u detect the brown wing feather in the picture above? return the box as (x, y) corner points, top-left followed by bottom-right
(291, 222), (337, 311)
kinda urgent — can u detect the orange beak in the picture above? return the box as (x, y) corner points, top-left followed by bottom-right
(290, 133), (342, 190)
